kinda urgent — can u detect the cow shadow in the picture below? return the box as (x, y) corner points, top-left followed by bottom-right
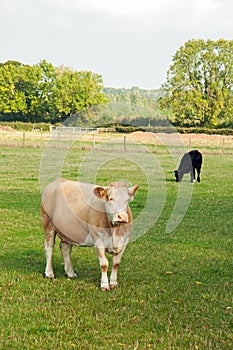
(0, 247), (100, 285)
(165, 178), (176, 182)
(0, 248), (45, 275)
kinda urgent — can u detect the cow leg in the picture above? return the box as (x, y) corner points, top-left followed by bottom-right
(197, 167), (201, 182)
(43, 222), (56, 278)
(96, 248), (110, 291)
(193, 167), (196, 182)
(41, 205), (56, 278)
(60, 241), (77, 278)
(190, 167), (195, 182)
(110, 248), (125, 288)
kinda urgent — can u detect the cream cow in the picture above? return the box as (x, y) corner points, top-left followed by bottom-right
(41, 179), (138, 290)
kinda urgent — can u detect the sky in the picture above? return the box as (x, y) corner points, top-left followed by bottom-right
(0, 0), (232, 89)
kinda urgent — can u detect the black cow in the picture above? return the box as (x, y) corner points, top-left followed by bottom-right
(174, 150), (202, 183)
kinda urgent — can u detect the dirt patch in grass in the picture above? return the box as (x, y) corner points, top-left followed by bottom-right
(128, 130), (233, 143)
(127, 131), (233, 153)
(0, 124), (15, 132)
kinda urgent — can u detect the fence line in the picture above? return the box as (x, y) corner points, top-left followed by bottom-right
(50, 126), (115, 133)
(0, 131), (233, 154)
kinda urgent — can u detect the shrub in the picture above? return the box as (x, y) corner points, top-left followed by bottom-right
(0, 121), (51, 132)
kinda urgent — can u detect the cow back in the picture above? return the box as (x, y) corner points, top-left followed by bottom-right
(42, 179), (108, 245)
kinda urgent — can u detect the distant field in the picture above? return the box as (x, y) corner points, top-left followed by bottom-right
(0, 143), (232, 349)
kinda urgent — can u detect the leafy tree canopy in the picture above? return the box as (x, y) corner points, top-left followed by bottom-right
(159, 39), (233, 127)
(0, 60), (108, 124)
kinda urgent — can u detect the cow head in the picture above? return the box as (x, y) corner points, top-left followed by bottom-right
(94, 181), (139, 226)
(174, 170), (183, 182)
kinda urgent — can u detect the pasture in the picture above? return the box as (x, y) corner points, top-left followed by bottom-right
(0, 136), (232, 349)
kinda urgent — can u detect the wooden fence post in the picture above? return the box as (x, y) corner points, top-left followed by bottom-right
(23, 132), (25, 148)
(57, 132), (60, 148)
(189, 137), (192, 149)
(124, 136), (127, 152)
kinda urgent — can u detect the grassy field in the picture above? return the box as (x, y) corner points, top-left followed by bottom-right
(0, 143), (232, 349)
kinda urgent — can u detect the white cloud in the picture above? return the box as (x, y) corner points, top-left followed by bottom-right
(54, 0), (163, 16)
(53, 0), (228, 18)
(50, 0), (233, 35)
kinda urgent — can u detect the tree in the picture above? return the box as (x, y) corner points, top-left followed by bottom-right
(0, 60), (108, 124)
(35, 60), (57, 122)
(53, 68), (108, 124)
(159, 39), (233, 127)
(14, 64), (43, 122)
(0, 61), (27, 116)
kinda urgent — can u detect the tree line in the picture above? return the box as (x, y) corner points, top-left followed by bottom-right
(101, 87), (164, 127)
(103, 40), (233, 129)
(0, 39), (233, 128)
(0, 60), (108, 124)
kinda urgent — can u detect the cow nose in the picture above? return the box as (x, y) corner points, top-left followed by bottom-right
(116, 213), (128, 223)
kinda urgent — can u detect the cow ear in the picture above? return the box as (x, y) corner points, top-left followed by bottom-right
(128, 185), (139, 201)
(94, 186), (108, 200)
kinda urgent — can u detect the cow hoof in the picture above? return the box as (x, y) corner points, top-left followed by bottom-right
(100, 283), (110, 291)
(110, 282), (118, 289)
(66, 272), (77, 279)
(44, 273), (55, 279)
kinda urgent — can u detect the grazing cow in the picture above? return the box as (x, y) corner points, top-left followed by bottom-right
(174, 150), (202, 183)
(41, 179), (138, 290)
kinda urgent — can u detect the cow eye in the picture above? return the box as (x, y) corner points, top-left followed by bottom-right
(108, 197), (114, 202)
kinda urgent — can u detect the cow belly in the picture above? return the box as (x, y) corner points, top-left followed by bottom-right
(56, 226), (94, 247)
(78, 233), (94, 247)
(52, 209), (90, 245)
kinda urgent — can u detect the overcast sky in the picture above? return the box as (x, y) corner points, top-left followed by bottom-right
(0, 0), (232, 89)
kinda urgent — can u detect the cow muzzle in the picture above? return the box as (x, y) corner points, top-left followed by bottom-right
(113, 212), (128, 225)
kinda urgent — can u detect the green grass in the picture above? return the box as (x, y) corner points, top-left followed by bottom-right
(0, 147), (232, 349)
